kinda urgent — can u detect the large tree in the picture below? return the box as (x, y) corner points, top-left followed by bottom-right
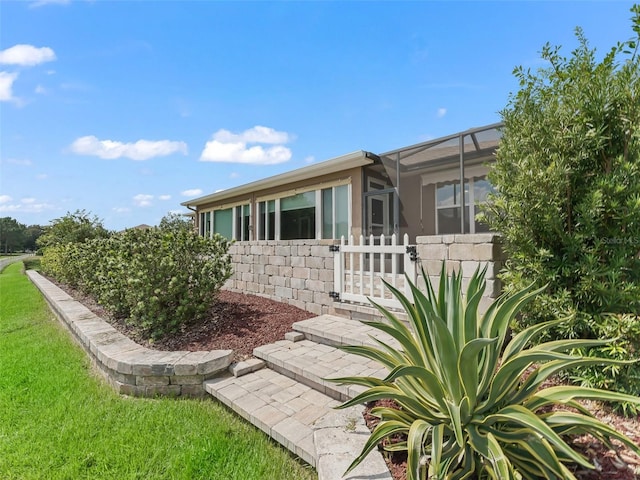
(482, 6), (640, 402)
(0, 217), (26, 254)
(24, 224), (45, 252)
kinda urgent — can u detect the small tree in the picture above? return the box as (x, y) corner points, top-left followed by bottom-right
(482, 5), (640, 404)
(158, 212), (194, 233)
(37, 210), (110, 249)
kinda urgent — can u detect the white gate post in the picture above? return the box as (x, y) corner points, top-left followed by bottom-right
(332, 236), (345, 301)
(404, 234), (417, 300)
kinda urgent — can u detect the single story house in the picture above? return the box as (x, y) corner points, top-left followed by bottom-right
(182, 122), (502, 243)
(181, 122), (505, 318)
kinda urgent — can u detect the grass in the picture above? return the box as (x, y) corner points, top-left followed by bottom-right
(0, 262), (316, 480)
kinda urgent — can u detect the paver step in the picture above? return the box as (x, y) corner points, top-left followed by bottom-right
(292, 314), (401, 349)
(204, 369), (392, 480)
(253, 338), (388, 401)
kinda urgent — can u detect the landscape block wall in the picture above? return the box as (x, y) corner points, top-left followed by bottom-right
(224, 234), (505, 317)
(225, 240), (336, 316)
(415, 233), (506, 312)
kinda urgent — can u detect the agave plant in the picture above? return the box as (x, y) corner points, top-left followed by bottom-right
(331, 265), (640, 480)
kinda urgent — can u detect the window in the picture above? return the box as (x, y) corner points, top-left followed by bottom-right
(321, 184), (349, 239)
(235, 204), (251, 241)
(280, 191), (316, 240)
(213, 208), (233, 239)
(436, 176), (493, 234)
(199, 211), (213, 237)
(258, 200), (276, 240)
(206, 183), (351, 241)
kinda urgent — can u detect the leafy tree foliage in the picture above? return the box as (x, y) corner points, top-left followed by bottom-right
(158, 212), (194, 233)
(37, 209), (110, 250)
(482, 6), (640, 404)
(0, 218), (46, 253)
(23, 224), (45, 251)
(0, 217), (27, 254)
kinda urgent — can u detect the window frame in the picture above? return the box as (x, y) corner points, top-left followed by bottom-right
(199, 200), (252, 241)
(435, 176), (491, 235)
(255, 180), (351, 241)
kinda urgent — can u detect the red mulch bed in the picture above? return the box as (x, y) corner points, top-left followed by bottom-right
(47, 278), (315, 361)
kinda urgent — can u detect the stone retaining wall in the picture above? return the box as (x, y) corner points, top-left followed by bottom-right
(225, 240), (336, 315)
(27, 270), (232, 398)
(416, 233), (506, 311)
(224, 234), (505, 316)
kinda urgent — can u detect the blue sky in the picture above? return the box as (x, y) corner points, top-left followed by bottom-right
(1, 0), (636, 231)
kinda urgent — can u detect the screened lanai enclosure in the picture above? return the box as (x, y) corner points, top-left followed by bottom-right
(363, 122), (502, 242)
(185, 122), (503, 246)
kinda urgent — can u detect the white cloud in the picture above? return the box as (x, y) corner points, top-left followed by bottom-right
(158, 194), (171, 200)
(36, 173), (48, 180)
(35, 85), (48, 94)
(181, 189), (202, 197)
(0, 45), (56, 66)
(201, 141), (291, 165)
(213, 126), (293, 144)
(133, 194), (153, 207)
(229, 172), (240, 179)
(0, 199), (53, 213)
(200, 125), (293, 165)
(304, 155), (316, 164)
(113, 207), (131, 213)
(437, 107), (447, 118)
(0, 72), (18, 102)
(30, 0), (71, 7)
(70, 135), (188, 161)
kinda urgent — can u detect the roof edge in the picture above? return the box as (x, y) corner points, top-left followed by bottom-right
(181, 150), (374, 208)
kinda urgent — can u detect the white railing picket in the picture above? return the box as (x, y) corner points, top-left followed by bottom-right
(332, 233), (417, 310)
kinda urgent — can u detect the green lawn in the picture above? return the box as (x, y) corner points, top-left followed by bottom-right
(0, 262), (316, 480)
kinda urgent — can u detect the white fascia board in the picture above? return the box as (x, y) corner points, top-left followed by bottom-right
(181, 150), (373, 208)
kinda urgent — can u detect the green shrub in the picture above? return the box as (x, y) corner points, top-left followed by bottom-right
(41, 218), (233, 340)
(41, 243), (83, 286)
(331, 266), (640, 480)
(480, 5), (640, 403)
(116, 227), (232, 339)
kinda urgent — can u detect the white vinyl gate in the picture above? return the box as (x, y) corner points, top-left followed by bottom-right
(331, 234), (418, 310)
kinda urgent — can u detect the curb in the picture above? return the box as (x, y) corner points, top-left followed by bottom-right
(27, 270), (232, 397)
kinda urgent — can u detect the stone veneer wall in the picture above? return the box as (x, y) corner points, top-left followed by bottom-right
(415, 233), (506, 312)
(224, 240), (337, 316)
(224, 234), (505, 316)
